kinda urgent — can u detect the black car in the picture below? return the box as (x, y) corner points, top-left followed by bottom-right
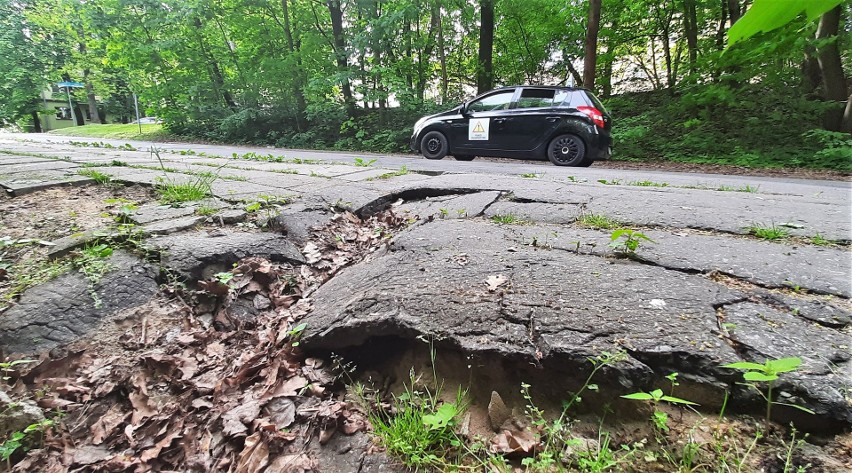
(410, 86), (612, 167)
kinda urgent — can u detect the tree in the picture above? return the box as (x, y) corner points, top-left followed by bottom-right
(583, 0), (602, 90)
(815, 6), (847, 131)
(476, 0), (494, 93)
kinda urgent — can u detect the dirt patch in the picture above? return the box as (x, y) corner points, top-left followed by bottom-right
(0, 184), (154, 312)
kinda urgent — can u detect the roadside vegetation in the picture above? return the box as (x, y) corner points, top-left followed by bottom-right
(351, 346), (822, 472)
(3, 1), (847, 172)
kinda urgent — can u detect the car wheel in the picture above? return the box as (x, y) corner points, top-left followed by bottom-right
(420, 131), (449, 160)
(547, 134), (587, 166)
(454, 155), (475, 161)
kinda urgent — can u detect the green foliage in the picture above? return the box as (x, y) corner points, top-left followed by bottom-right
(353, 157), (377, 167)
(727, 0), (844, 47)
(605, 85), (849, 171)
(609, 229), (655, 253)
(577, 214), (622, 230)
(621, 388), (698, 406)
(748, 223), (789, 240)
(490, 214), (525, 225)
(366, 373), (466, 470)
(155, 175), (215, 204)
(77, 168), (114, 185)
(722, 357), (814, 425)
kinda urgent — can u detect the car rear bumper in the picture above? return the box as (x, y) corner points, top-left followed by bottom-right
(588, 132), (612, 161)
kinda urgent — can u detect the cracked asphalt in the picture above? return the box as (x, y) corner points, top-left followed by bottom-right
(1, 132), (850, 429)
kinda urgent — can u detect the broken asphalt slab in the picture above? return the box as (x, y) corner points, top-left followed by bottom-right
(148, 230), (306, 282)
(0, 251), (159, 355)
(301, 219), (851, 430)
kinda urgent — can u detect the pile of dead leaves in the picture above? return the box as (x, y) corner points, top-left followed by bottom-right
(5, 210), (406, 472)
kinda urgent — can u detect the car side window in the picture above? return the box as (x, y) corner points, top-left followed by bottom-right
(517, 89), (559, 109)
(468, 91), (515, 113)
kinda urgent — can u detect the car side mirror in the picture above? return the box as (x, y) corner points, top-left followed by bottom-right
(460, 102), (469, 116)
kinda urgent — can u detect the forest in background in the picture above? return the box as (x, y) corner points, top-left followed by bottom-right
(0, 0), (850, 170)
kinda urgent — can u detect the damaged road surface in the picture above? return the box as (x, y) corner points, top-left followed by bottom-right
(0, 136), (850, 472)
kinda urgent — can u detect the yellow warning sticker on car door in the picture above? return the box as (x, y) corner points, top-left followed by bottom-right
(468, 118), (490, 140)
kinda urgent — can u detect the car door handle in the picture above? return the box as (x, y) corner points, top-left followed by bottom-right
(546, 117), (560, 122)
(493, 118), (508, 124)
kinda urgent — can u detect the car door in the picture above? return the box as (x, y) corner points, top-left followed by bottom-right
(449, 89), (517, 154)
(503, 88), (567, 152)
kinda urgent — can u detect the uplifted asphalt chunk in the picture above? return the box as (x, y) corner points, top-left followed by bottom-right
(0, 251), (158, 355)
(301, 219), (851, 429)
(150, 230), (306, 282)
(722, 302), (851, 425)
(506, 226), (852, 298)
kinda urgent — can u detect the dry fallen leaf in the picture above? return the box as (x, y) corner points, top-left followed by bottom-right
(486, 274), (509, 292)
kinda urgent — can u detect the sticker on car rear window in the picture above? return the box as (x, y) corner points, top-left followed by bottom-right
(469, 118), (490, 140)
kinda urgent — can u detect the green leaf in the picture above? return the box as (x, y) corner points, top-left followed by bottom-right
(766, 357), (802, 374)
(727, 0), (844, 48)
(610, 229), (628, 241)
(721, 361), (767, 371)
(422, 402), (458, 430)
(743, 371), (778, 382)
(620, 392), (654, 401)
(660, 395), (699, 406)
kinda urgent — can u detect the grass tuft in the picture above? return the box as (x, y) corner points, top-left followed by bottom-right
(748, 223), (789, 240)
(577, 213), (622, 230)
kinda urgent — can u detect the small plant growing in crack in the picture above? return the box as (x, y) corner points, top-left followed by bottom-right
(490, 214), (527, 225)
(748, 223), (788, 240)
(577, 213), (622, 230)
(621, 373), (698, 433)
(354, 157), (376, 167)
(520, 172), (540, 179)
(609, 229), (654, 254)
(721, 357), (814, 428)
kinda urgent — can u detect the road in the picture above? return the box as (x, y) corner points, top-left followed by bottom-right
(6, 132), (850, 195)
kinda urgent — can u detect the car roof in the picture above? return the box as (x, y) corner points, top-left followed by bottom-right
(491, 85), (589, 93)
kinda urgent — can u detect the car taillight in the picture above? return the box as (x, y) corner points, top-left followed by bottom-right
(577, 106), (605, 128)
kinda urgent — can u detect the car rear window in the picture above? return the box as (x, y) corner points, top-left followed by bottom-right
(583, 91), (608, 114)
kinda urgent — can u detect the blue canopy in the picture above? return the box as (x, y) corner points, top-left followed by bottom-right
(57, 81), (84, 88)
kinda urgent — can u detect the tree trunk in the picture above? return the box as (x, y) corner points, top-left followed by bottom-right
(477, 0), (494, 93)
(726, 0), (741, 25)
(281, 0), (307, 131)
(583, 0), (601, 91)
(193, 18), (237, 111)
(842, 93), (851, 133)
(437, 0), (448, 103)
(83, 70), (101, 124)
(31, 110), (42, 133)
(683, 0), (698, 75)
(327, 0), (355, 116)
(816, 6), (847, 131)
(715, 0), (728, 50)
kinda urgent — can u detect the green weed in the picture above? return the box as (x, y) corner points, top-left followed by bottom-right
(722, 357), (813, 427)
(577, 213), (622, 230)
(629, 180), (669, 187)
(77, 168), (114, 185)
(490, 214), (526, 225)
(748, 223), (789, 240)
(808, 233), (832, 246)
(609, 229), (655, 253)
(195, 206), (217, 216)
(354, 157), (377, 167)
(371, 165), (410, 180)
(520, 172), (541, 179)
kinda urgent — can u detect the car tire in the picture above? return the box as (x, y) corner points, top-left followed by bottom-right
(420, 131), (449, 160)
(547, 134), (587, 167)
(454, 155), (475, 161)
